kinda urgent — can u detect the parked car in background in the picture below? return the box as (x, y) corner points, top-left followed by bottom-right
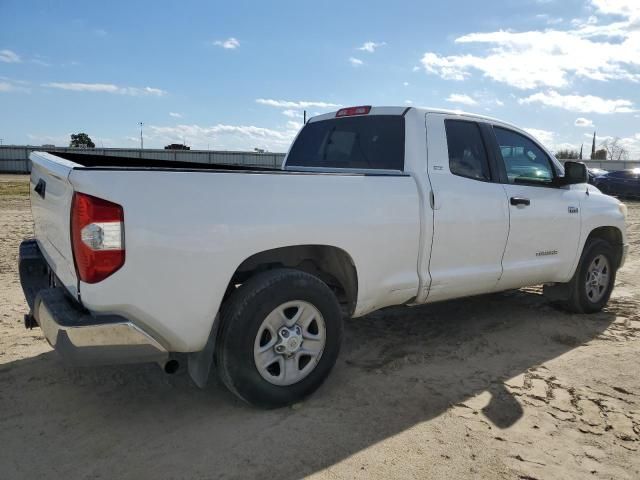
(595, 169), (640, 198)
(587, 167), (608, 185)
(589, 167), (609, 176)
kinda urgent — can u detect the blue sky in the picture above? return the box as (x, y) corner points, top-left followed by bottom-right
(1, 0), (639, 156)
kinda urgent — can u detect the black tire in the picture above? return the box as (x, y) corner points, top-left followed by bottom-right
(215, 268), (343, 408)
(565, 239), (617, 313)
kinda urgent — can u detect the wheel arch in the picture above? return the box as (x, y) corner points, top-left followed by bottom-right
(584, 226), (624, 268)
(226, 244), (359, 317)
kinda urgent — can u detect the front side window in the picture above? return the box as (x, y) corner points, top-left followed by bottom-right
(286, 116), (404, 170)
(494, 127), (555, 185)
(445, 120), (490, 181)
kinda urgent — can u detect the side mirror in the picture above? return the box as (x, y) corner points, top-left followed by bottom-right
(561, 161), (588, 185)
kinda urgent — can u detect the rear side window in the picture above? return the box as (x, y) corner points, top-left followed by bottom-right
(286, 116), (405, 171)
(445, 120), (491, 181)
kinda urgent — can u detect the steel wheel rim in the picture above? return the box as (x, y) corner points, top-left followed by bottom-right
(584, 254), (610, 303)
(253, 300), (327, 386)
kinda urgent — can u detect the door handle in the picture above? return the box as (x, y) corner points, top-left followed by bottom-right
(510, 196), (530, 206)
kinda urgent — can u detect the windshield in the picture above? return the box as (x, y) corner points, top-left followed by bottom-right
(286, 115), (405, 171)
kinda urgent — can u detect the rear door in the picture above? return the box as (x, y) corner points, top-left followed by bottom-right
(489, 127), (583, 289)
(29, 152), (79, 297)
(424, 114), (510, 302)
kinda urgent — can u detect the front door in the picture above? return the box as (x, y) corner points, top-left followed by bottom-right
(491, 126), (583, 290)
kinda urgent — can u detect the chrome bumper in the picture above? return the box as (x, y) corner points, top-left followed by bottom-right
(20, 239), (168, 366)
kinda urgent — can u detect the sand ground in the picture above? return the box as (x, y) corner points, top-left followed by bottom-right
(1, 173), (639, 479)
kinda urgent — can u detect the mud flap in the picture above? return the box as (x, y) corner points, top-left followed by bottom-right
(187, 314), (219, 388)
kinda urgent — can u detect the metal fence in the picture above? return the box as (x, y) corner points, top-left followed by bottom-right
(575, 159), (640, 171)
(0, 146), (287, 173)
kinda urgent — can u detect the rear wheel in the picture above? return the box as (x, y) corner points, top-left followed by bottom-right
(215, 269), (343, 408)
(565, 239), (617, 313)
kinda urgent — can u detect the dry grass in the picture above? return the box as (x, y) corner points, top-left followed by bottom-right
(0, 175), (29, 198)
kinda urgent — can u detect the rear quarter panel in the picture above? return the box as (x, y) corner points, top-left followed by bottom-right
(69, 169), (421, 351)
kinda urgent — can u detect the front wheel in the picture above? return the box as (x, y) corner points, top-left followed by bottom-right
(565, 239), (617, 313)
(215, 269), (343, 408)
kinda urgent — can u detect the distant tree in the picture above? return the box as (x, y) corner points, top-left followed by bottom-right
(600, 137), (629, 161)
(593, 148), (607, 160)
(164, 143), (190, 150)
(69, 133), (95, 148)
(555, 149), (579, 159)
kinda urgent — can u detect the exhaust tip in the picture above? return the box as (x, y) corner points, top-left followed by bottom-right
(164, 359), (180, 374)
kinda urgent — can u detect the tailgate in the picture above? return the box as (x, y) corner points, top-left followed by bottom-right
(29, 152), (80, 298)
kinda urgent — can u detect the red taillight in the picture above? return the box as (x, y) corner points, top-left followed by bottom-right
(335, 105), (371, 117)
(71, 192), (125, 284)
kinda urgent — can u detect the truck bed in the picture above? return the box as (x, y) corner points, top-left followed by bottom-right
(47, 151), (281, 172)
(29, 150), (421, 351)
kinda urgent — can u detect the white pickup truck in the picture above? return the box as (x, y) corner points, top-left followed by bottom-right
(20, 106), (628, 407)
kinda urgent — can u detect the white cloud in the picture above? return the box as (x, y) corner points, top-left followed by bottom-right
(357, 41), (386, 53)
(617, 133), (640, 157)
(213, 37), (240, 49)
(575, 117), (594, 127)
(169, 112), (183, 118)
(0, 49), (21, 63)
(420, 1), (640, 90)
(349, 57), (363, 67)
(591, 0), (640, 22)
(42, 82), (167, 96)
(282, 109), (304, 118)
(0, 80), (30, 93)
(524, 128), (555, 147)
(146, 122), (299, 151)
(31, 58), (51, 67)
(446, 93), (477, 106)
(495, 99), (505, 106)
(519, 90), (635, 113)
(256, 98), (341, 109)
(403, 82), (409, 86)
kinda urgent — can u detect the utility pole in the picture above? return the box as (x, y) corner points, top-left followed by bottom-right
(139, 122), (144, 149)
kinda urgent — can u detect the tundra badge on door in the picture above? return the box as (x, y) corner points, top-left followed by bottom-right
(568, 206), (579, 214)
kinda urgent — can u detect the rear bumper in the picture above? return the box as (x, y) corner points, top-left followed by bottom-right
(19, 239), (168, 366)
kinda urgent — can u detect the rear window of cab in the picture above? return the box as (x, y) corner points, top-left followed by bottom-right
(286, 116), (405, 171)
